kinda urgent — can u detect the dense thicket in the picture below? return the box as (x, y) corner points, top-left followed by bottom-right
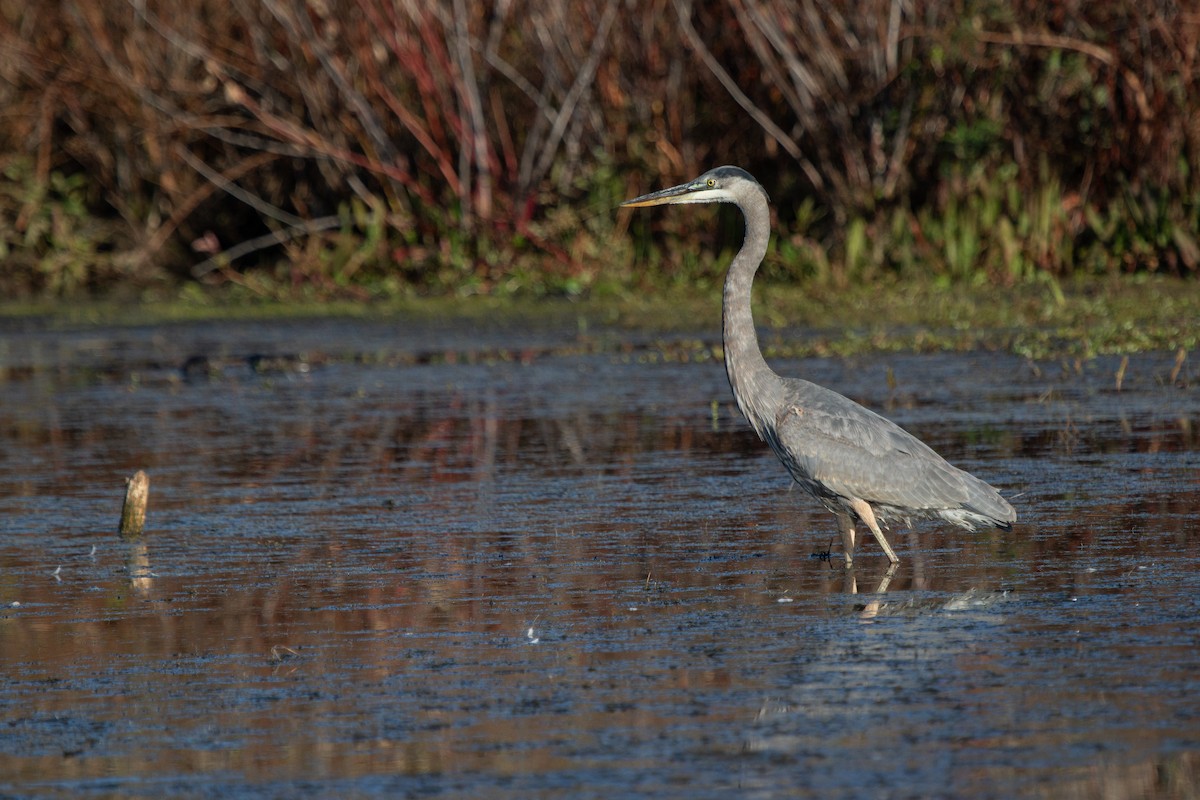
(1, 0), (1197, 297)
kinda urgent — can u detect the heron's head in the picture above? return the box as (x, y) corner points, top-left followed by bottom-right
(621, 165), (763, 208)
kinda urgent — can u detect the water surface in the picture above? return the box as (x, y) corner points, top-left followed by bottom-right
(1, 317), (1198, 798)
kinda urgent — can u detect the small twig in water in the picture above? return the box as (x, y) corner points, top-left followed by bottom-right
(1170, 348), (1187, 385)
(810, 535), (836, 563)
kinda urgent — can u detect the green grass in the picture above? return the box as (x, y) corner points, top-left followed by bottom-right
(2, 273), (1195, 361)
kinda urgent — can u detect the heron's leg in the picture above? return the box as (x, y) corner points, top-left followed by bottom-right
(847, 498), (900, 564)
(835, 512), (856, 567)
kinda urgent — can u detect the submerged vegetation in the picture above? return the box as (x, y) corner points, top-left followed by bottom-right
(0, 0), (1198, 301)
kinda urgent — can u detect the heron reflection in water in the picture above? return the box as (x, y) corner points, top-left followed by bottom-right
(622, 166), (1015, 566)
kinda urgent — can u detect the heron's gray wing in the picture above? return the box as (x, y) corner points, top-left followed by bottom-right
(772, 384), (972, 512)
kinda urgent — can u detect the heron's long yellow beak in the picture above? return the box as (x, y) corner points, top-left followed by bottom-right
(620, 182), (695, 208)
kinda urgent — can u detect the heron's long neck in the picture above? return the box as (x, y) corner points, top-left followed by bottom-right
(722, 190), (781, 440)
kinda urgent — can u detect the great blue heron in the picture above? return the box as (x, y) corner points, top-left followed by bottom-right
(622, 166), (1016, 565)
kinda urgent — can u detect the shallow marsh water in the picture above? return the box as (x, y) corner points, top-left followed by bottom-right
(1, 316), (1198, 798)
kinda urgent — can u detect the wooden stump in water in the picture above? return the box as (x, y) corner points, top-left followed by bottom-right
(119, 470), (150, 537)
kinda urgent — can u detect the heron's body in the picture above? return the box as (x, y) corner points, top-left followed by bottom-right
(623, 166), (1015, 565)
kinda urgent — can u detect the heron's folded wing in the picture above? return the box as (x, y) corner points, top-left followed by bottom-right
(773, 400), (972, 512)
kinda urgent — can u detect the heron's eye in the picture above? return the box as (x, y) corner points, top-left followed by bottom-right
(706, 179), (716, 188)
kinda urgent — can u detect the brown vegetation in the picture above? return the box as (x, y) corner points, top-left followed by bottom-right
(0, 0), (1198, 297)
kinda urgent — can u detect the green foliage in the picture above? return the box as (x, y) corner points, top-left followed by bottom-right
(917, 161), (1069, 283)
(1081, 181), (1200, 273)
(0, 159), (135, 296)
